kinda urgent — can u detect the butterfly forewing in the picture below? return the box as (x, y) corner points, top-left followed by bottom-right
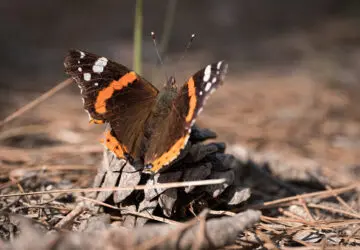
(64, 49), (159, 159)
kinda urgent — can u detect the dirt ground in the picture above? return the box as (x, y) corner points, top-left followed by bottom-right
(1, 28), (360, 250)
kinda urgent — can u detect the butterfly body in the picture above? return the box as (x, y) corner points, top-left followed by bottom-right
(152, 84), (178, 119)
(64, 50), (228, 174)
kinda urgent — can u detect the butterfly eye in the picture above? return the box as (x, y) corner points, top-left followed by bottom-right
(165, 76), (177, 89)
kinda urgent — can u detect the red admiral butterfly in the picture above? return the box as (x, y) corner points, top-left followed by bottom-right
(64, 49), (228, 174)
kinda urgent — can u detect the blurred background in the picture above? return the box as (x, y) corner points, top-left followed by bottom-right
(1, 0), (360, 178)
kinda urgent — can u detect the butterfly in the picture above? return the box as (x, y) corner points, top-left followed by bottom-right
(64, 49), (228, 174)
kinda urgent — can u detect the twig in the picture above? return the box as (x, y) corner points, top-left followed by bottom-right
(247, 183), (359, 209)
(191, 212), (207, 250)
(9, 176), (31, 204)
(307, 203), (360, 220)
(255, 229), (279, 250)
(0, 178), (226, 198)
(279, 208), (306, 221)
(325, 184), (358, 214)
(12, 205), (71, 213)
(299, 198), (316, 221)
(261, 215), (316, 227)
(78, 195), (180, 225)
(263, 215), (360, 229)
(54, 204), (86, 229)
(209, 210), (236, 217)
(0, 78), (72, 127)
(344, 225), (360, 244)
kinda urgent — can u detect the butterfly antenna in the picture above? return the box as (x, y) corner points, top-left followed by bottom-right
(151, 31), (168, 81)
(178, 33), (196, 64)
(173, 33), (195, 81)
(151, 31), (165, 66)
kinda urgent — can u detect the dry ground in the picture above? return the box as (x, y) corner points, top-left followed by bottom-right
(1, 19), (360, 248)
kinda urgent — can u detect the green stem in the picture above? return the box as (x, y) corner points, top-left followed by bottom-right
(133, 0), (143, 74)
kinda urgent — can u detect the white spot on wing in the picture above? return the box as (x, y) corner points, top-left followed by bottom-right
(184, 134), (190, 147)
(85, 110), (92, 120)
(204, 82), (212, 92)
(212, 77), (217, 83)
(92, 57), (108, 73)
(203, 65), (211, 82)
(92, 65), (102, 73)
(83, 73), (91, 81)
(78, 67), (82, 72)
(77, 85), (84, 94)
(79, 51), (85, 59)
(94, 82), (99, 86)
(199, 91), (203, 96)
(217, 61), (222, 70)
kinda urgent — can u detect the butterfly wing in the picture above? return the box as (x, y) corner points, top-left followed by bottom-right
(64, 49), (159, 159)
(143, 61), (228, 173)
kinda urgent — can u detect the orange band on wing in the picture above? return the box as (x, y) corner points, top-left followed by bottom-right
(148, 134), (190, 173)
(103, 131), (128, 159)
(95, 72), (137, 114)
(185, 77), (197, 122)
(89, 119), (105, 124)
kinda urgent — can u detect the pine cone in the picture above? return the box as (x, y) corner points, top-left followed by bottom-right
(93, 125), (251, 227)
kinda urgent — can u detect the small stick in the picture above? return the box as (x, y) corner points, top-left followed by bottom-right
(262, 183), (359, 207)
(307, 204), (360, 220)
(325, 184), (358, 214)
(79, 196), (180, 225)
(299, 198), (316, 222)
(0, 178), (226, 198)
(191, 211), (208, 250)
(54, 203), (86, 229)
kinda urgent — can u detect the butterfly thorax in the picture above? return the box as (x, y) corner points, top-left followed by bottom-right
(146, 83), (178, 130)
(140, 82), (178, 153)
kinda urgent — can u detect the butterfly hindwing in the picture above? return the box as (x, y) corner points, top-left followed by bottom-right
(64, 49), (159, 159)
(143, 61), (228, 173)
